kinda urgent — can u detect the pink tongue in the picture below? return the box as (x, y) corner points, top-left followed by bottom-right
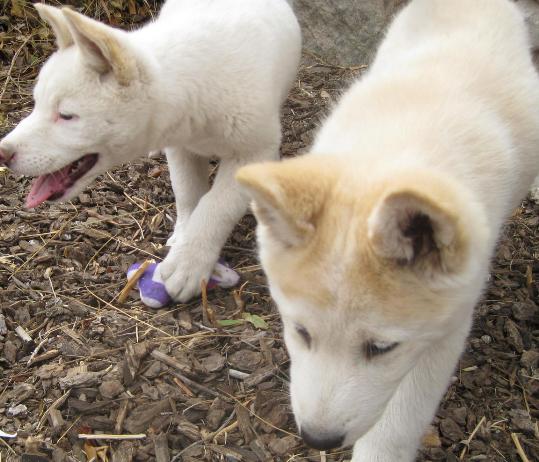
(26, 167), (70, 209)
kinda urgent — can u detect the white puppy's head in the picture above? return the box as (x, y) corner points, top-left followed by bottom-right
(0, 4), (154, 208)
(237, 156), (489, 450)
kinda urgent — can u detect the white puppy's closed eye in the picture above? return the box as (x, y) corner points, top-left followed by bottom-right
(58, 113), (77, 121)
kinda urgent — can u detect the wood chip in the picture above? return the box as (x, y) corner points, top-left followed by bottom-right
(153, 432), (171, 462)
(244, 365), (277, 388)
(48, 409), (65, 432)
(114, 400), (130, 435)
(15, 325), (32, 343)
(124, 400), (171, 434)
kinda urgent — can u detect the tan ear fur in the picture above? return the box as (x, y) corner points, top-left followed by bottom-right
(35, 3), (74, 49)
(61, 7), (135, 86)
(367, 171), (470, 274)
(236, 157), (336, 247)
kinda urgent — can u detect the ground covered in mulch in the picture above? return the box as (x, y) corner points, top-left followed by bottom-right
(1, 1), (538, 461)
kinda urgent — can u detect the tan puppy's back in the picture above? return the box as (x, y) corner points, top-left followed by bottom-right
(311, 0), (539, 230)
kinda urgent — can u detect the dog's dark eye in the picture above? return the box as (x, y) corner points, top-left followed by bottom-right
(59, 113), (75, 121)
(364, 340), (399, 360)
(295, 325), (312, 348)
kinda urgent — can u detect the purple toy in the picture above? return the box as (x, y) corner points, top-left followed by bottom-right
(127, 260), (240, 308)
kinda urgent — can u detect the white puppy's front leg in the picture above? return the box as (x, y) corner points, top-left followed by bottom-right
(165, 148), (209, 247)
(159, 156), (253, 302)
(352, 322), (471, 462)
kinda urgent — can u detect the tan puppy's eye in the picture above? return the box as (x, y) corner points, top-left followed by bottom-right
(364, 340), (399, 360)
(295, 325), (312, 348)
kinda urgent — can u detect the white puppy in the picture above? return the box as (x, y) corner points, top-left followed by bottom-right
(237, 0), (539, 460)
(0, 0), (301, 302)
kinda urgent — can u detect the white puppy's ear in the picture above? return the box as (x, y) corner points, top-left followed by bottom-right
(367, 176), (468, 273)
(61, 8), (136, 86)
(35, 3), (73, 49)
(236, 158), (334, 247)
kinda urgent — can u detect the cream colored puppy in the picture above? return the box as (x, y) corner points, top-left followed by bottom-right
(0, 0), (300, 302)
(237, 0), (539, 460)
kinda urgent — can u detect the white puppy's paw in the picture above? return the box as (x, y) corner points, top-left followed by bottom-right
(158, 245), (216, 303)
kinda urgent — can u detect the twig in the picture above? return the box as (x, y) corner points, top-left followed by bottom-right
(38, 389), (71, 430)
(0, 436), (17, 456)
(459, 415), (485, 459)
(201, 279), (217, 327)
(118, 259), (152, 303)
(115, 399), (129, 434)
(27, 349), (60, 367)
(151, 350), (221, 398)
(228, 369), (250, 380)
(26, 337), (49, 366)
(78, 433), (146, 440)
(511, 433), (531, 462)
(172, 377), (195, 397)
(210, 421), (238, 443)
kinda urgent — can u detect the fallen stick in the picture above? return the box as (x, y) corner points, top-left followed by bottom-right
(511, 433), (531, 462)
(78, 433), (146, 441)
(118, 259), (152, 303)
(151, 350), (221, 398)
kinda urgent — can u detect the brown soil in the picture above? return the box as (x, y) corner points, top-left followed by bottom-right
(0, 2), (538, 461)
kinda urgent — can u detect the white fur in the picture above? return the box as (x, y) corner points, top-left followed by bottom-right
(247, 0), (539, 460)
(0, 0), (301, 302)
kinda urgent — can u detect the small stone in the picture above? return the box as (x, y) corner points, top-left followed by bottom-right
(4, 340), (18, 364)
(439, 417), (464, 443)
(509, 409), (535, 434)
(228, 350), (263, 372)
(451, 407), (468, 426)
(521, 350), (539, 369)
(199, 352), (226, 373)
(511, 301), (537, 321)
(267, 435), (298, 456)
(142, 361), (163, 379)
(504, 319), (524, 353)
(99, 380), (124, 399)
(422, 426), (442, 448)
(481, 335), (491, 344)
(206, 397), (228, 431)
(7, 404), (28, 417)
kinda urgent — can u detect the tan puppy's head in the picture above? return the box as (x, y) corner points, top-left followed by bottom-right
(237, 155), (490, 450)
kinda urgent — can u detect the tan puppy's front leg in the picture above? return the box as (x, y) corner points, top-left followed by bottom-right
(351, 322), (471, 462)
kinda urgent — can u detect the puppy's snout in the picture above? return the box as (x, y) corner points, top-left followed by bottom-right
(0, 143), (15, 166)
(300, 428), (345, 451)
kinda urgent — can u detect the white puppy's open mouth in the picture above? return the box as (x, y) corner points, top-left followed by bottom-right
(25, 153), (99, 208)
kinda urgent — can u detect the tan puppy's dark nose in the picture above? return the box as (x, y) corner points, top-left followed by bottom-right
(300, 428), (345, 451)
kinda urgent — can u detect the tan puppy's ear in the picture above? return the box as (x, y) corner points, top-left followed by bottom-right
(367, 173), (470, 274)
(61, 8), (136, 86)
(35, 3), (74, 49)
(236, 157), (334, 247)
